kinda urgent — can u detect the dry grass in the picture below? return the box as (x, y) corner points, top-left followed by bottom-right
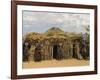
(22, 58), (89, 68)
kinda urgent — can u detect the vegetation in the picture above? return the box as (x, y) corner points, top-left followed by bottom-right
(85, 25), (90, 44)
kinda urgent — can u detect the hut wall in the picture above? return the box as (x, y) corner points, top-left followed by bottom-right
(23, 38), (89, 62)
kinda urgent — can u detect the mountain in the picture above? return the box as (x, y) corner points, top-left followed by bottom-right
(45, 27), (65, 36)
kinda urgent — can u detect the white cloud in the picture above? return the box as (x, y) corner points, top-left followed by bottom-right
(23, 11), (90, 34)
(23, 16), (37, 22)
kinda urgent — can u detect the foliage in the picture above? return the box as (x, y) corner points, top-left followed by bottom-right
(85, 25), (90, 44)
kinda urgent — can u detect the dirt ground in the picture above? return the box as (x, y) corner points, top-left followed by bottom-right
(22, 58), (89, 68)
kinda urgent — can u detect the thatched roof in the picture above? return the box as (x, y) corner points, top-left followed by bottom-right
(24, 27), (81, 41)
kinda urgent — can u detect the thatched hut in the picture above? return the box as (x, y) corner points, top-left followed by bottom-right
(23, 27), (88, 62)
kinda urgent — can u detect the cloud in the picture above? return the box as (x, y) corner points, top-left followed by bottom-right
(22, 11), (90, 34)
(23, 16), (37, 22)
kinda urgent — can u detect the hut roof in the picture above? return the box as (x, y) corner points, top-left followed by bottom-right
(24, 27), (81, 41)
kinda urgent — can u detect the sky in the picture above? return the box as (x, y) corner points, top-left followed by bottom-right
(22, 11), (90, 35)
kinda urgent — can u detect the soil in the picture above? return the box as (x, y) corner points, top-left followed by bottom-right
(22, 58), (89, 68)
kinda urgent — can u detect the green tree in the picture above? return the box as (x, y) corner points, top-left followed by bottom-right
(85, 25), (90, 44)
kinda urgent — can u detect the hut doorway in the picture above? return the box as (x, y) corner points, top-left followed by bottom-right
(34, 47), (42, 62)
(53, 45), (58, 59)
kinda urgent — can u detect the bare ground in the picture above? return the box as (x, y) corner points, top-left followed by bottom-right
(22, 58), (89, 68)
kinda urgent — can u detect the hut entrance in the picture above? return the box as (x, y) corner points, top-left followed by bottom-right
(34, 47), (42, 62)
(53, 45), (58, 59)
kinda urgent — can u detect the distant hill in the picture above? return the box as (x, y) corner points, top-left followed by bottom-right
(45, 27), (65, 36)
